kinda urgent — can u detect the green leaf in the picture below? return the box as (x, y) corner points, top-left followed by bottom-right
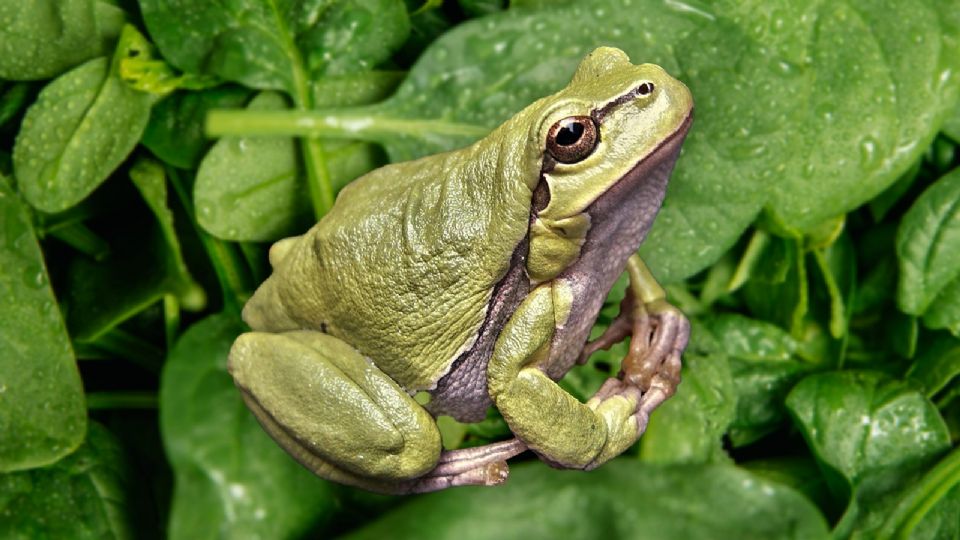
(142, 0), (412, 218)
(310, 70), (405, 108)
(345, 461), (829, 540)
(161, 313), (336, 539)
(208, 0), (960, 282)
(786, 371), (952, 538)
(741, 457), (834, 515)
(876, 447), (960, 540)
(129, 157), (205, 310)
(0, 423), (135, 539)
(945, 100), (960, 144)
(0, 82), (30, 129)
(142, 86), (252, 170)
(140, 0), (410, 96)
(195, 92), (384, 242)
(924, 275), (960, 336)
(897, 167), (960, 315)
(0, 0), (125, 80)
(810, 231), (856, 339)
(639, 327), (736, 463)
(908, 333), (960, 399)
(703, 314), (811, 446)
(13, 54), (152, 212)
(0, 176), (85, 472)
(787, 371), (949, 486)
(65, 164), (204, 341)
(742, 237), (808, 336)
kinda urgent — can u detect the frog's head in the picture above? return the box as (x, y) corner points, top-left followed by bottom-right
(529, 46), (692, 221)
(515, 46), (693, 283)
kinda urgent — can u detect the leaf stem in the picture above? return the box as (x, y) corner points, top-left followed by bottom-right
(300, 137), (334, 218)
(163, 294), (180, 350)
(85, 328), (164, 373)
(206, 108), (489, 141)
(86, 391), (158, 410)
(876, 446), (960, 539)
(47, 222), (111, 260)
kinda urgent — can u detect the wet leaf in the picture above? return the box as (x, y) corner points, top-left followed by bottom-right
(786, 371), (952, 538)
(0, 422), (135, 539)
(704, 314), (812, 446)
(897, 167), (960, 316)
(140, 0), (410, 97)
(142, 85), (252, 170)
(195, 93), (384, 241)
(345, 461), (830, 540)
(0, 0), (125, 80)
(13, 51), (151, 212)
(0, 176), (85, 472)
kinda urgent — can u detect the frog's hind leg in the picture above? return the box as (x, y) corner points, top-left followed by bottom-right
(229, 330), (511, 494)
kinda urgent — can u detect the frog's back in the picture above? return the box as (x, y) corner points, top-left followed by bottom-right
(244, 138), (533, 393)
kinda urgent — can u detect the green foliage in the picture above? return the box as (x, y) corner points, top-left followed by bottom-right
(0, 0), (125, 80)
(2, 0), (960, 538)
(0, 423), (136, 539)
(345, 462), (830, 539)
(0, 176), (85, 471)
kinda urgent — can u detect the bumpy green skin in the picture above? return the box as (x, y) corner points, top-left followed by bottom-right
(240, 129), (536, 391)
(229, 47), (693, 493)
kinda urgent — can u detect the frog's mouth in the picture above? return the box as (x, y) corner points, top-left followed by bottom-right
(608, 109), (692, 197)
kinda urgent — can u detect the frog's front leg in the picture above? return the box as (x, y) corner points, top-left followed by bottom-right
(229, 331), (516, 494)
(488, 255), (687, 470)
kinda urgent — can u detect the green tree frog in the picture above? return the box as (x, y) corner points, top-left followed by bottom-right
(228, 47), (693, 494)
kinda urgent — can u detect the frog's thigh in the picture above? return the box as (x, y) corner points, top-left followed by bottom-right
(487, 285), (641, 470)
(229, 331), (441, 481)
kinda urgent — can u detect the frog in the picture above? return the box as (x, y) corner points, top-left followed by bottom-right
(228, 46), (693, 494)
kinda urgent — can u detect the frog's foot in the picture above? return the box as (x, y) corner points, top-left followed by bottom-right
(401, 439), (528, 494)
(581, 256), (688, 400)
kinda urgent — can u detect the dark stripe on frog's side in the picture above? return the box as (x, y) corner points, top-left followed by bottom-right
(426, 236), (530, 422)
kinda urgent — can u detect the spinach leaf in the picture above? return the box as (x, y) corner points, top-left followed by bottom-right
(908, 333), (960, 400)
(345, 461), (830, 540)
(0, 0), (125, 80)
(0, 423), (134, 539)
(195, 92), (384, 241)
(786, 371), (953, 538)
(140, 0), (411, 216)
(142, 85), (252, 170)
(0, 175), (85, 472)
(65, 159), (203, 342)
(13, 26), (159, 213)
(704, 314), (813, 446)
(897, 167), (960, 317)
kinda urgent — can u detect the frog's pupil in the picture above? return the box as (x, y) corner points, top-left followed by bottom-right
(556, 122), (584, 146)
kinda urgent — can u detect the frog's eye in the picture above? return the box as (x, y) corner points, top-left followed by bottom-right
(546, 116), (598, 164)
(637, 82), (655, 95)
